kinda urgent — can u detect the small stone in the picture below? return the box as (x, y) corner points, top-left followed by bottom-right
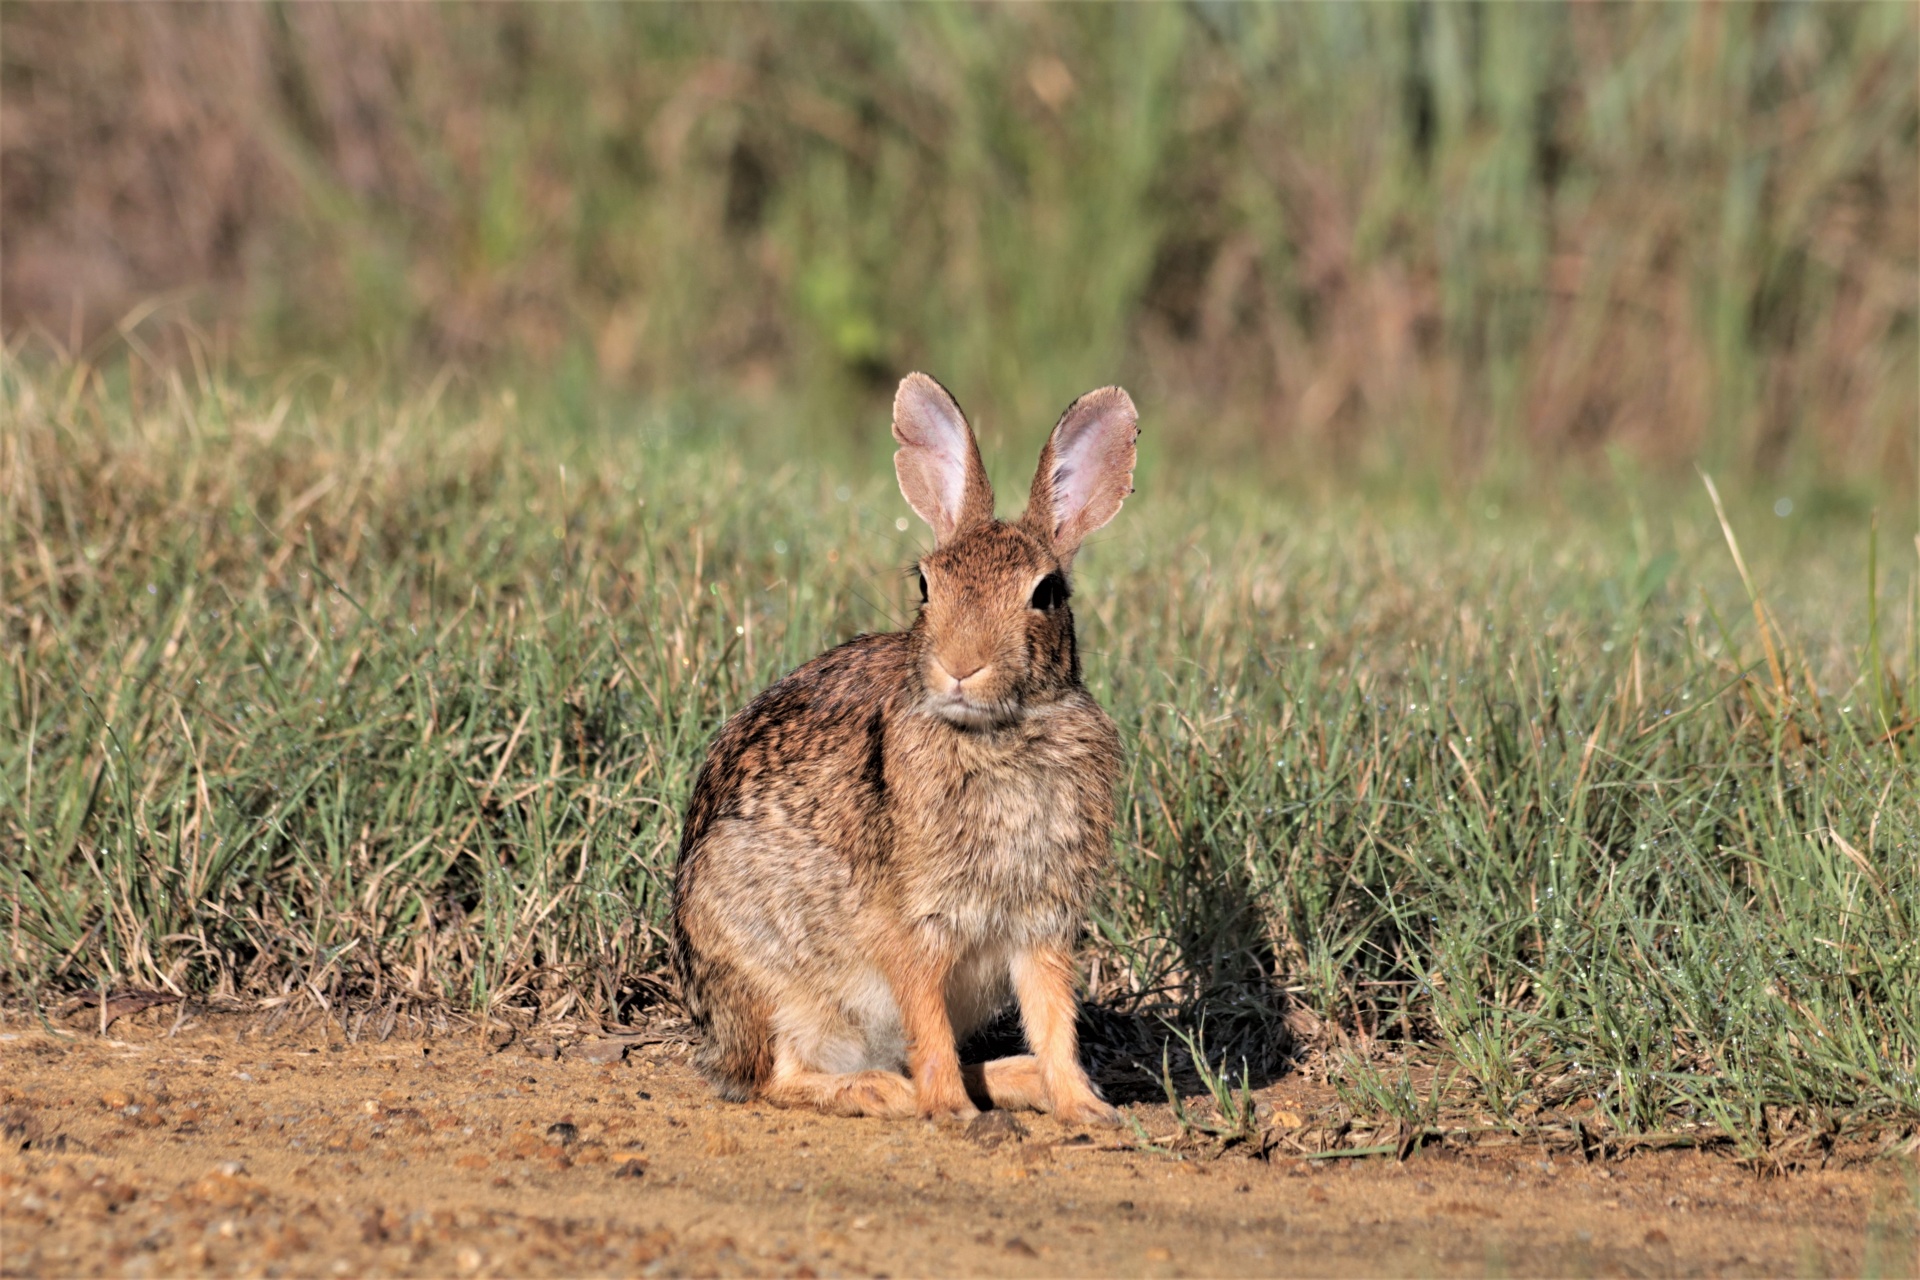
(1003, 1238), (1038, 1258)
(1145, 1246), (1173, 1262)
(522, 1040), (559, 1061)
(545, 1122), (579, 1146)
(964, 1110), (1027, 1147)
(100, 1089), (131, 1110)
(486, 1027), (516, 1052)
(214, 1161), (246, 1178)
(572, 1039), (629, 1065)
(613, 1159), (647, 1179)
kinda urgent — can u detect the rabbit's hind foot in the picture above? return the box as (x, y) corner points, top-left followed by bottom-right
(762, 1065), (918, 1120)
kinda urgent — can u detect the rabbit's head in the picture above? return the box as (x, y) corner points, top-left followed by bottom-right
(891, 373), (1138, 730)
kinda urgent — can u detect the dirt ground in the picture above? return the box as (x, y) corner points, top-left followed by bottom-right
(3, 1017), (1916, 1279)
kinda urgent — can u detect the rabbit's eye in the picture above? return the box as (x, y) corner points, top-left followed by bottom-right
(917, 570), (929, 604)
(1030, 573), (1069, 612)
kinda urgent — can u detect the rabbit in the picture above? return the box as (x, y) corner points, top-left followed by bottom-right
(669, 372), (1138, 1125)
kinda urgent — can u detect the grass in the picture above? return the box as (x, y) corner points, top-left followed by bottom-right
(2, 356), (1917, 1162)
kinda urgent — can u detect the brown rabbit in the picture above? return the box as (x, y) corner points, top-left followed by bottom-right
(669, 373), (1137, 1124)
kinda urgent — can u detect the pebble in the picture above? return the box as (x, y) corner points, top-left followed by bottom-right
(572, 1039), (629, 1064)
(545, 1122), (579, 1146)
(965, 1110), (1027, 1147)
(522, 1041), (559, 1061)
(613, 1159), (647, 1179)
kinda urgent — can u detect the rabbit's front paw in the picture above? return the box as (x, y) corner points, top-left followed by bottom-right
(1051, 1093), (1123, 1128)
(915, 1075), (980, 1123)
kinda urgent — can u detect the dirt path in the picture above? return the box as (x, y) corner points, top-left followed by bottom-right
(3, 1020), (1915, 1278)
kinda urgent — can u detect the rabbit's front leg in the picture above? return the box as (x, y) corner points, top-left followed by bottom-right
(886, 942), (979, 1122)
(1012, 944), (1122, 1127)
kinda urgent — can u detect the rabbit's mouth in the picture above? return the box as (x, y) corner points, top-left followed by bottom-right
(930, 693), (1020, 731)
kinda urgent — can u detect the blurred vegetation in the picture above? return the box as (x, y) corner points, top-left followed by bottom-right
(3, 2), (1915, 484)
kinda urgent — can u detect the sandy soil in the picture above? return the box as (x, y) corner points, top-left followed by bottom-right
(3, 1018), (1916, 1278)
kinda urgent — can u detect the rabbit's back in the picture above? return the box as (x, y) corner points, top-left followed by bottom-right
(671, 632), (912, 1091)
(677, 630), (908, 879)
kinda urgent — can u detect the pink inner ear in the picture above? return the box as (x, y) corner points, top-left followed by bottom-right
(1051, 443), (1104, 532)
(894, 372), (990, 541)
(1045, 388), (1137, 546)
(916, 400), (971, 519)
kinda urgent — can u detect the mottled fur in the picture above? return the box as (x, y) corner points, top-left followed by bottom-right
(670, 373), (1139, 1123)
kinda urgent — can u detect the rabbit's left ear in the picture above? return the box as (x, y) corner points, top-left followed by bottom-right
(1021, 387), (1138, 565)
(893, 373), (995, 546)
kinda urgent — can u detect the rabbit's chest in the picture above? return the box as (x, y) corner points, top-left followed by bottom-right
(894, 733), (1110, 944)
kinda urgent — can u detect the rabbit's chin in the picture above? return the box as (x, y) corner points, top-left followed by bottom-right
(927, 695), (1023, 732)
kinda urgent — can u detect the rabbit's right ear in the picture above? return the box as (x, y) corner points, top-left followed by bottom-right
(892, 373), (995, 546)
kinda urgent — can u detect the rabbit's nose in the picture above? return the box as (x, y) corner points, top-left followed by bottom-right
(929, 656), (989, 692)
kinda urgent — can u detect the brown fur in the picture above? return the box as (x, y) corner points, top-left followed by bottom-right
(670, 373), (1139, 1123)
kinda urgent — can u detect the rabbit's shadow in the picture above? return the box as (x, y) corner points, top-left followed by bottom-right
(959, 999), (1296, 1107)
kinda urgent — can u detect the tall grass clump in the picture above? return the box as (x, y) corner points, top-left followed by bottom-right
(4, 358), (1916, 1155)
(5, 3), (1915, 483)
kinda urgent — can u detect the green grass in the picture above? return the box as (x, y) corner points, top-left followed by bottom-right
(3, 358), (1916, 1160)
